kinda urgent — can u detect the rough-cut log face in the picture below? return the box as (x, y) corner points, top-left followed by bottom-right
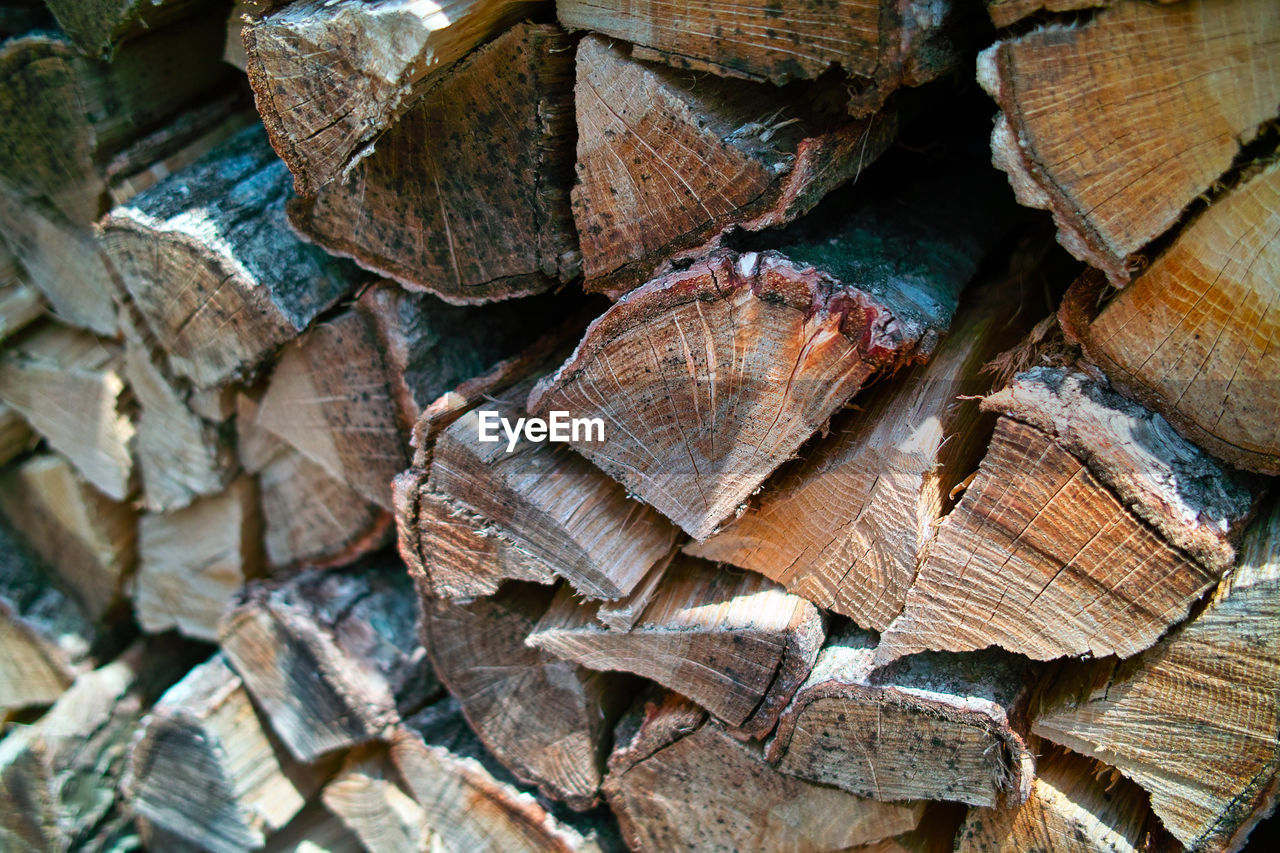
(244, 0), (542, 196)
(878, 367), (1256, 663)
(557, 0), (960, 113)
(767, 629), (1034, 808)
(978, 0), (1280, 285)
(572, 35), (895, 296)
(1034, 497), (1280, 853)
(528, 555), (825, 737)
(1064, 161), (1280, 475)
(288, 23), (579, 304)
(605, 691), (926, 852)
(424, 585), (620, 810)
(101, 126), (358, 388)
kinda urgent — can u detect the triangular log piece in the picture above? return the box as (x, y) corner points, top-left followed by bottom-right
(220, 562), (439, 764)
(878, 367), (1258, 663)
(978, 0), (1280, 285)
(1062, 161), (1280, 475)
(529, 167), (1013, 539)
(605, 689), (926, 852)
(689, 250), (1051, 629)
(287, 23), (579, 304)
(244, 0), (543, 196)
(100, 125), (360, 388)
(424, 583), (629, 810)
(0, 323), (134, 500)
(572, 35), (895, 296)
(124, 653), (331, 853)
(765, 627), (1035, 807)
(528, 555), (825, 738)
(1033, 496), (1280, 853)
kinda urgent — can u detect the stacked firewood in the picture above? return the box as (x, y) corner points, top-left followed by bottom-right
(1, 0), (1277, 851)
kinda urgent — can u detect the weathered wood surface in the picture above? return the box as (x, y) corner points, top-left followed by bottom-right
(978, 0), (1280, 285)
(1034, 496), (1280, 853)
(558, 0), (962, 115)
(1062, 160), (1280, 475)
(530, 167), (1012, 539)
(125, 653), (329, 853)
(321, 747), (432, 853)
(101, 125), (359, 388)
(689, 246), (1052, 628)
(424, 584), (624, 810)
(572, 34), (895, 296)
(766, 628), (1035, 807)
(0, 454), (135, 622)
(0, 323), (134, 500)
(529, 555), (825, 737)
(244, 0), (543, 196)
(0, 249), (44, 343)
(878, 366), (1257, 663)
(287, 23), (579, 304)
(220, 563), (436, 763)
(605, 690), (925, 852)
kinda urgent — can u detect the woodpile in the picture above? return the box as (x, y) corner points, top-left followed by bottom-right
(1, 0), (1277, 851)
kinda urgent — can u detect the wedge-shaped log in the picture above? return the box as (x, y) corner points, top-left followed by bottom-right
(956, 746), (1174, 853)
(255, 283), (551, 509)
(245, 0), (543, 196)
(1063, 161), (1280, 475)
(101, 126), (359, 388)
(878, 367), (1257, 662)
(766, 628), (1035, 807)
(978, 0), (1280, 285)
(558, 0), (961, 114)
(0, 453), (135, 621)
(287, 23), (578, 303)
(427, 376), (679, 600)
(0, 323), (134, 500)
(1033, 497), (1280, 853)
(530, 170), (1011, 539)
(134, 476), (262, 643)
(220, 563), (438, 764)
(606, 690), (925, 852)
(125, 653), (330, 853)
(424, 584), (626, 810)
(529, 555), (825, 737)
(689, 253), (1050, 628)
(573, 35), (895, 296)
(391, 697), (616, 852)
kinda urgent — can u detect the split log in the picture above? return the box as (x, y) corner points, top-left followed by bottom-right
(688, 241), (1057, 629)
(1033, 495), (1280, 853)
(572, 35), (895, 296)
(877, 366), (1258, 662)
(426, 376), (680, 600)
(125, 653), (331, 853)
(529, 166), (1013, 539)
(1062, 160), (1280, 475)
(44, 0), (209, 58)
(984, 0), (1113, 29)
(528, 555), (825, 737)
(244, 0), (543, 196)
(557, 0), (963, 115)
(978, 0), (1280, 285)
(390, 697), (617, 852)
(956, 746), (1173, 853)
(134, 476), (262, 642)
(0, 454), (135, 622)
(0, 403), (36, 468)
(0, 520), (98, 713)
(0, 323), (134, 500)
(219, 563), (438, 764)
(852, 803), (968, 853)
(321, 747), (431, 852)
(765, 627), (1035, 807)
(286, 23), (579, 303)
(254, 282), (554, 509)
(260, 802), (364, 853)
(0, 251), (43, 343)
(100, 125), (360, 388)
(423, 583), (627, 809)
(605, 690), (926, 852)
